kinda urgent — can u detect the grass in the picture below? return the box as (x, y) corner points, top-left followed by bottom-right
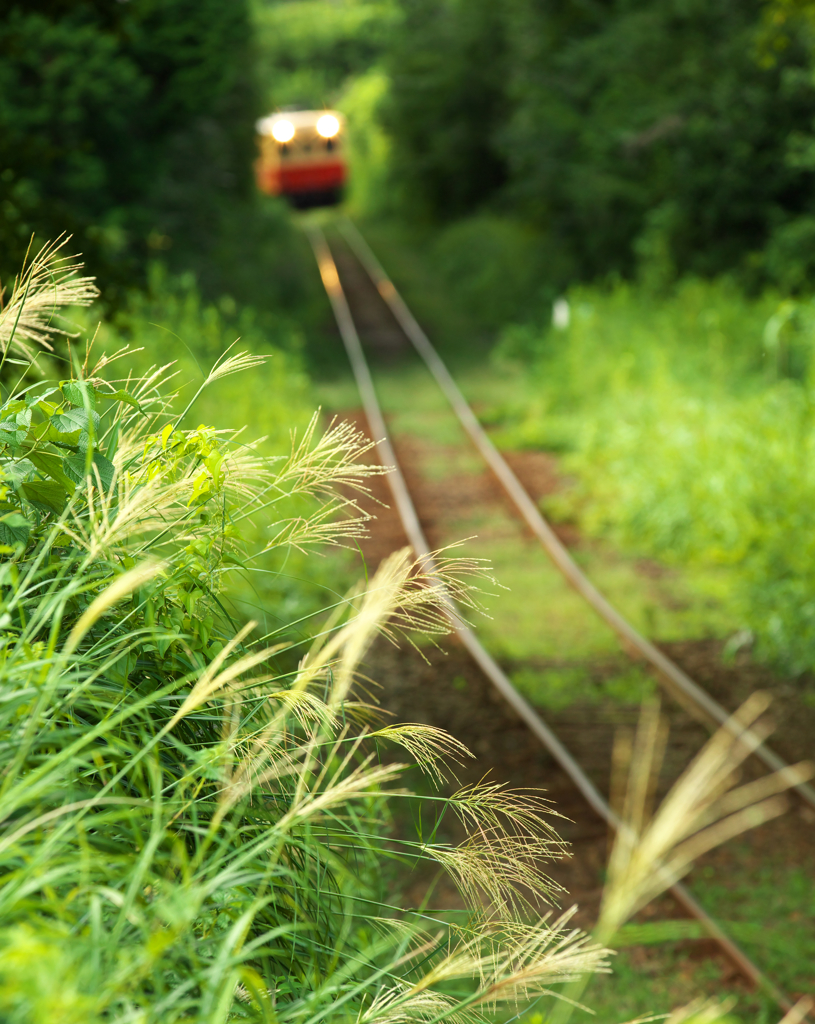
(691, 834), (815, 999)
(485, 281), (815, 680)
(68, 261), (363, 634)
(559, 828), (815, 1024)
(338, 214), (815, 682)
(4, 229), (812, 1021)
(1, 241), (622, 1023)
(510, 665), (655, 714)
(550, 948), (742, 1024)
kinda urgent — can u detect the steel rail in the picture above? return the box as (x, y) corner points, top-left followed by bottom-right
(337, 216), (815, 816)
(306, 223), (797, 1015)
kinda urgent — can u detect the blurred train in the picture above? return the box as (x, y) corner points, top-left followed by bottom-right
(255, 110), (347, 208)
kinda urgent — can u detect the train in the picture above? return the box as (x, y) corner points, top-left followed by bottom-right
(255, 109), (347, 208)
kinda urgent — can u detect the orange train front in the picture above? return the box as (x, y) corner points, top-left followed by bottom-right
(255, 110), (347, 208)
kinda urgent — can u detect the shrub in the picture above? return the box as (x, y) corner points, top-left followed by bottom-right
(430, 216), (543, 331)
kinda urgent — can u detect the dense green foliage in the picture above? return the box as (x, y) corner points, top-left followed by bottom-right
(0, 252), (611, 1022)
(380, 0), (509, 219)
(68, 262), (360, 628)
(253, 0), (396, 111)
(4, 0), (815, 1013)
(0, 355), (391, 1020)
(0, 0), (320, 314)
(490, 279), (815, 675)
(0, 0), (251, 264)
(382, 0), (815, 289)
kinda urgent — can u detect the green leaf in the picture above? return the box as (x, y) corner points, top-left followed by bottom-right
(221, 552), (249, 569)
(28, 451), (76, 493)
(0, 512), (30, 547)
(92, 452), (115, 491)
(157, 633), (174, 658)
(46, 424), (82, 446)
(20, 480), (67, 516)
(51, 407), (100, 435)
(100, 389), (142, 411)
(65, 451), (115, 491)
(60, 380), (97, 409)
(0, 427), (25, 450)
(9, 407), (31, 430)
(24, 384), (61, 408)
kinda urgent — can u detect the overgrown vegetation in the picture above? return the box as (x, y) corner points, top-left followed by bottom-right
(0, 0), (247, 285)
(252, 0), (396, 112)
(487, 278), (815, 676)
(5, 0), (815, 1016)
(380, 0), (815, 292)
(0, 247), (621, 1022)
(0, 0), (327, 332)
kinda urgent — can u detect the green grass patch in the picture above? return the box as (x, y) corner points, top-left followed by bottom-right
(511, 666), (656, 712)
(2, 248), (619, 1022)
(690, 843), (815, 998)
(478, 279), (815, 678)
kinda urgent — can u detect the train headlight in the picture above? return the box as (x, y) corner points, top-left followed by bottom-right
(316, 114), (340, 139)
(272, 119), (295, 143)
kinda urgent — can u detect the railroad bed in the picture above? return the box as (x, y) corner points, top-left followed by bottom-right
(307, 221), (815, 1018)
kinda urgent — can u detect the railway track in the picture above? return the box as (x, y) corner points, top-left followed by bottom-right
(306, 221), (811, 1018)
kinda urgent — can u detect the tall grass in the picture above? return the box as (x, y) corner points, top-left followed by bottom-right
(551, 696), (812, 1023)
(65, 259), (359, 640)
(493, 278), (815, 674)
(0, 245), (612, 1022)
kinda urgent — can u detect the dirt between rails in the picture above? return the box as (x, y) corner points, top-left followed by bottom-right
(330, 406), (815, 1000)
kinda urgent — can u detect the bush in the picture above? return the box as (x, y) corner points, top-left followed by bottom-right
(430, 216), (543, 331)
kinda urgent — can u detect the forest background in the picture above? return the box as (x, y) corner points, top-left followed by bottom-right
(11, 0), (815, 299)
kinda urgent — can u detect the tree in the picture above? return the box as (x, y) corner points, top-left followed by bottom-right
(0, 0), (256, 294)
(381, 0), (510, 220)
(504, 0), (815, 283)
(381, 0), (815, 286)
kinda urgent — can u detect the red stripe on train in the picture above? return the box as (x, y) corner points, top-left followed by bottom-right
(272, 162), (346, 194)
